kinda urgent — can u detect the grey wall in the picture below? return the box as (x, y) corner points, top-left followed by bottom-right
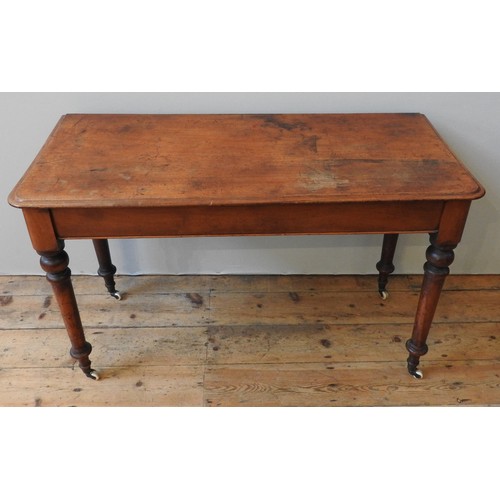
(2, 93), (498, 275)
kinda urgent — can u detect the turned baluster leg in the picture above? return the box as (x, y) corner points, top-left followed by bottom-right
(376, 233), (399, 299)
(39, 241), (99, 380)
(93, 239), (121, 300)
(406, 233), (456, 379)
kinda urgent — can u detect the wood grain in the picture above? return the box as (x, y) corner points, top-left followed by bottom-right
(7, 114), (485, 381)
(204, 361), (500, 407)
(0, 366), (204, 407)
(9, 114), (484, 209)
(208, 289), (500, 325)
(3, 274), (499, 296)
(50, 201), (443, 238)
(204, 323), (500, 364)
(0, 292), (210, 329)
(0, 327), (208, 368)
(0, 274), (499, 407)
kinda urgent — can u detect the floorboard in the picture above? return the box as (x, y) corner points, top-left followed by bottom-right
(1, 274), (499, 406)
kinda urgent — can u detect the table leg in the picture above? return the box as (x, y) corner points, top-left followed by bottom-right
(39, 241), (99, 380)
(376, 234), (399, 299)
(93, 239), (121, 300)
(406, 233), (456, 379)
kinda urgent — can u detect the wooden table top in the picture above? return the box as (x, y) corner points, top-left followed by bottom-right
(9, 113), (484, 209)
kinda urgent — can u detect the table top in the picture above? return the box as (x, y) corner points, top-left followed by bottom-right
(9, 113), (484, 209)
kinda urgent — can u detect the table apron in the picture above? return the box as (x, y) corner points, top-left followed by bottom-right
(50, 201), (444, 239)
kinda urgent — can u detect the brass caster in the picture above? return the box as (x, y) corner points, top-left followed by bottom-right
(111, 291), (122, 300)
(410, 369), (423, 380)
(87, 369), (100, 380)
(379, 290), (389, 300)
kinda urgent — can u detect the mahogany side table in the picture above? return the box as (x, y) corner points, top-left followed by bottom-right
(8, 113), (485, 380)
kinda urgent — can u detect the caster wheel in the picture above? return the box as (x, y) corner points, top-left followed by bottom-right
(410, 369), (423, 380)
(111, 291), (122, 301)
(379, 290), (389, 300)
(88, 369), (100, 380)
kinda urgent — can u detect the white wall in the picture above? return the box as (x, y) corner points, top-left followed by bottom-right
(2, 92), (498, 275)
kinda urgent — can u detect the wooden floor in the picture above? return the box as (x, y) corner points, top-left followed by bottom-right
(0, 274), (499, 406)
